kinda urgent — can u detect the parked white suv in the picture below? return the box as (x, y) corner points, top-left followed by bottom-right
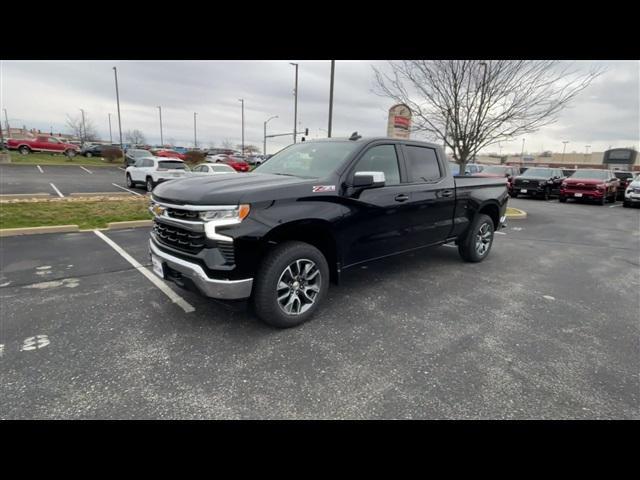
(125, 156), (188, 192)
(623, 175), (640, 208)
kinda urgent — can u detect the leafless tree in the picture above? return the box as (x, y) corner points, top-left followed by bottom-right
(66, 114), (98, 142)
(238, 144), (260, 154)
(125, 129), (146, 145)
(221, 138), (234, 149)
(373, 60), (602, 171)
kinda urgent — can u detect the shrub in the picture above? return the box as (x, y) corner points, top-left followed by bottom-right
(102, 146), (123, 163)
(183, 150), (205, 165)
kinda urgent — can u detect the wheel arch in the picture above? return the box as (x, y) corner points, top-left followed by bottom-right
(476, 201), (501, 230)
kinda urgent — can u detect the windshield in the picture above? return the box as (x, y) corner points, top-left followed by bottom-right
(132, 150), (149, 157)
(254, 141), (359, 178)
(521, 168), (553, 177)
(481, 166), (508, 175)
(569, 170), (610, 180)
(158, 161), (185, 170)
(614, 172), (633, 179)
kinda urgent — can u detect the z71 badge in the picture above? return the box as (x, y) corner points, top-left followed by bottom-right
(312, 185), (336, 193)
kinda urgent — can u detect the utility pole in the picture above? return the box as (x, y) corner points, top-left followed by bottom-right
(239, 99), (244, 155)
(79, 108), (86, 144)
(521, 138), (526, 160)
(193, 112), (198, 148)
(290, 62), (298, 143)
(562, 140), (569, 162)
(328, 60), (335, 138)
(3, 109), (9, 136)
(108, 113), (113, 143)
(585, 144), (591, 155)
(157, 106), (163, 146)
(263, 115), (278, 156)
(112, 67), (124, 155)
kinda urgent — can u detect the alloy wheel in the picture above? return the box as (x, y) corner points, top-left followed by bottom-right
(276, 259), (321, 315)
(475, 222), (493, 256)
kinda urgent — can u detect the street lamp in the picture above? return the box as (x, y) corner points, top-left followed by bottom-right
(562, 141), (570, 162)
(238, 99), (244, 155)
(585, 144), (591, 155)
(521, 138), (526, 160)
(108, 113), (112, 144)
(79, 108), (86, 144)
(193, 112), (198, 148)
(263, 115), (278, 156)
(328, 60), (335, 138)
(112, 66), (124, 155)
(157, 106), (163, 147)
(290, 62), (298, 143)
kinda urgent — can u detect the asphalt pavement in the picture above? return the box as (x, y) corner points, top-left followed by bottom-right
(0, 197), (638, 419)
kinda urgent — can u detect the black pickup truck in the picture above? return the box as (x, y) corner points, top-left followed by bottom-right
(148, 136), (509, 328)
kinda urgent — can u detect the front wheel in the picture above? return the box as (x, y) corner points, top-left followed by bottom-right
(542, 187), (550, 201)
(146, 177), (155, 192)
(85, 152), (93, 158)
(623, 200), (630, 208)
(607, 192), (616, 203)
(559, 195), (567, 203)
(126, 173), (134, 188)
(458, 213), (495, 263)
(252, 241), (329, 328)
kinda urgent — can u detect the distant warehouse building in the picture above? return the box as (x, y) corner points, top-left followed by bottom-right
(476, 147), (639, 171)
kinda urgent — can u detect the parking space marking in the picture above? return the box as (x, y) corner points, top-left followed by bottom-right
(609, 204), (622, 208)
(495, 231), (506, 235)
(111, 183), (143, 196)
(118, 167), (126, 171)
(50, 183), (64, 198)
(443, 244), (457, 248)
(79, 166), (93, 174)
(93, 230), (195, 313)
(37, 165), (43, 173)
(0, 344), (4, 357)
(20, 335), (50, 351)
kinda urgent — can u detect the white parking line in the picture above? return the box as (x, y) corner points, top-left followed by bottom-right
(495, 231), (507, 235)
(79, 166), (93, 174)
(443, 243), (457, 248)
(50, 183), (64, 198)
(37, 165), (43, 173)
(111, 183), (143, 196)
(93, 230), (195, 313)
(609, 204), (622, 208)
(118, 167), (126, 171)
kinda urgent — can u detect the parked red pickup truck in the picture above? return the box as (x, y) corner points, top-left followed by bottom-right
(559, 169), (619, 205)
(7, 136), (80, 157)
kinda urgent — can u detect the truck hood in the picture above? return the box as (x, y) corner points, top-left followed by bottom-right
(563, 178), (606, 185)
(515, 176), (551, 182)
(151, 172), (318, 205)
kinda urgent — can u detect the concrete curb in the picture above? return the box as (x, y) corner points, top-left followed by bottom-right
(69, 192), (133, 197)
(1, 220), (153, 237)
(0, 225), (80, 237)
(0, 193), (52, 200)
(506, 208), (527, 219)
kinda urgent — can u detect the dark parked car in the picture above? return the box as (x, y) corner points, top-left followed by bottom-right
(124, 148), (152, 167)
(613, 171), (636, 200)
(511, 167), (566, 200)
(148, 136), (508, 328)
(80, 144), (108, 158)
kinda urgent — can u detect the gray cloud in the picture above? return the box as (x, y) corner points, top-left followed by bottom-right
(1, 60), (637, 154)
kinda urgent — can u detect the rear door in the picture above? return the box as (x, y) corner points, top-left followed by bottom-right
(46, 137), (65, 153)
(399, 143), (457, 246)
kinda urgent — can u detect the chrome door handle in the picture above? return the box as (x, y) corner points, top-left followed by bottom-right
(395, 194), (409, 202)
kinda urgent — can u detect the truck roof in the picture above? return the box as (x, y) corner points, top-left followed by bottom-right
(307, 136), (441, 149)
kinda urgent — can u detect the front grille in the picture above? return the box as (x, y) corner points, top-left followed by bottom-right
(565, 183), (596, 191)
(153, 221), (205, 253)
(515, 179), (539, 188)
(166, 207), (200, 221)
(217, 242), (235, 265)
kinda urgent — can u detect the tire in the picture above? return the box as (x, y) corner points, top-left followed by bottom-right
(252, 241), (329, 328)
(510, 192), (518, 198)
(542, 187), (550, 201)
(598, 195), (606, 205)
(559, 195), (567, 203)
(19, 146), (30, 155)
(85, 152), (93, 158)
(458, 213), (495, 263)
(146, 177), (155, 192)
(65, 149), (77, 158)
(623, 200), (630, 208)
(126, 173), (134, 188)
(607, 192), (616, 203)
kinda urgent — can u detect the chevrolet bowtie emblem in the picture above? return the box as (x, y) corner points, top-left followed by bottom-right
(151, 204), (165, 216)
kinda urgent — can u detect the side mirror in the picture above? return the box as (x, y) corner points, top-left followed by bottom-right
(353, 171), (386, 189)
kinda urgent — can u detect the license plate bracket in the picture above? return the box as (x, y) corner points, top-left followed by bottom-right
(574, 193), (583, 198)
(151, 254), (164, 278)
(520, 189), (527, 193)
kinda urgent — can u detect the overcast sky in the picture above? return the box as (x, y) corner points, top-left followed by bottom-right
(1, 60), (638, 154)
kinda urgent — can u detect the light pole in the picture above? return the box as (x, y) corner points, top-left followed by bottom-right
(585, 144), (591, 155)
(108, 113), (113, 143)
(328, 60), (335, 138)
(3, 109), (9, 135)
(193, 112), (198, 148)
(521, 138), (526, 160)
(157, 106), (163, 147)
(79, 108), (86, 144)
(263, 115), (278, 156)
(112, 66), (124, 155)
(562, 141), (569, 162)
(239, 99), (244, 155)
(290, 62), (298, 143)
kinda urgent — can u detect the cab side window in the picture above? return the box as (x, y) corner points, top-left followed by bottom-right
(353, 145), (401, 185)
(404, 145), (442, 183)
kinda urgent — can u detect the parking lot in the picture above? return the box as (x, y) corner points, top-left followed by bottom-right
(0, 164), (143, 196)
(1, 196), (638, 419)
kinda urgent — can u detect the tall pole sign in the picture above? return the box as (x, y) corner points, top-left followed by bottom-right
(387, 104), (412, 139)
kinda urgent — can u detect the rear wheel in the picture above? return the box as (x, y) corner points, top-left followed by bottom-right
(607, 191), (616, 203)
(252, 241), (329, 328)
(510, 192), (518, 198)
(458, 213), (495, 263)
(598, 195), (606, 205)
(18, 146), (30, 155)
(623, 200), (631, 208)
(65, 149), (77, 158)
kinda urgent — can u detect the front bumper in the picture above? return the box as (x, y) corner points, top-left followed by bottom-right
(625, 193), (640, 203)
(561, 189), (604, 199)
(149, 239), (253, 299)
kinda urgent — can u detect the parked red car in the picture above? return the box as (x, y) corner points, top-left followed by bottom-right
(7, 135), (80, 157)
(216, 155), (250, 172)
(559, 169), (620, 205)
(475, 165), (520, 193)
(155, 149), (187, 161)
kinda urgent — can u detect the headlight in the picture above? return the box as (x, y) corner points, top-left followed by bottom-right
(561, 182), (567, 188)
(201, 204), (250, 241)
(596, 184), (606, 190)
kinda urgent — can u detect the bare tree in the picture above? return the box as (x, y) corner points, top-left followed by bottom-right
(66, 114), (98, 142)
(221, 138), (234, 149)
(373, 61), (602, 171)
(125, 129), (146, 145)
(238, 144), (260, 154)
